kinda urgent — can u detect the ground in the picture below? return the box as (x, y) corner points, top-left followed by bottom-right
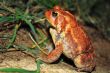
(0, 26), (110, 73)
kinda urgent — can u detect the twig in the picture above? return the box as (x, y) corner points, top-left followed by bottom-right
(0, 2), (15, 13)
(35, 18), (46, 23)
(28, 33), (48, 55)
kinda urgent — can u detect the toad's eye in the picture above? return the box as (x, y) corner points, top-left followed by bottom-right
(52, 11), (58, 18)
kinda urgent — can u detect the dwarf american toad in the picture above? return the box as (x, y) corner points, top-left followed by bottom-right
(41, 6), (95, 72)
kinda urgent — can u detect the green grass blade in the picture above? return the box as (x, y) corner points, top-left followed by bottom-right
(0, 16), (16, 23)
(0, 45), (3, 49)
(6, 24), (20, 49)
(36, 60), (42, 73)
(23, 19), (36, 37)
(36, 29), (45, 39)
(0, 60), (42, 73)
(0, 68), (35, 73)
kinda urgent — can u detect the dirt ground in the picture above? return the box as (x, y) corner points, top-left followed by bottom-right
(0, 26), (110, 73)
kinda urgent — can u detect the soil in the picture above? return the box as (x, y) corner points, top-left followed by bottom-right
(0, 26), (110, 73)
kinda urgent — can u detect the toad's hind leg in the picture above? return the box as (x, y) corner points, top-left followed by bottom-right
(74, 52), (95, 72)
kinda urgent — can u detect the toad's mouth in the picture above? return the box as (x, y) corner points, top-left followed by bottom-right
(45, 19), (56, 30)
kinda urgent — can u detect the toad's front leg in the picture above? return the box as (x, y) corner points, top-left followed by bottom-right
(40, 28), (63, 63)
(41, 43), (63, 63)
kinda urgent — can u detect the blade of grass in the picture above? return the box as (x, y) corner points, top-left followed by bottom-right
(36, 28), (46, 39)
(0, 68), (35, 73)
(32, 28), (49, 46)
(38, 37), (47, 45)
(0, 16), (17, 23)
(0, 34), (11, 39)
(0, 60), (42, 73)
(6, 24), (20, 49)
(34, 18), (46, 23)
(0, 45), (3, 49)
(17, 8), (36, 34)
(13, 44), (29, 51)
(22, 18), (38, 39)
(36, 59), (42, 73)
